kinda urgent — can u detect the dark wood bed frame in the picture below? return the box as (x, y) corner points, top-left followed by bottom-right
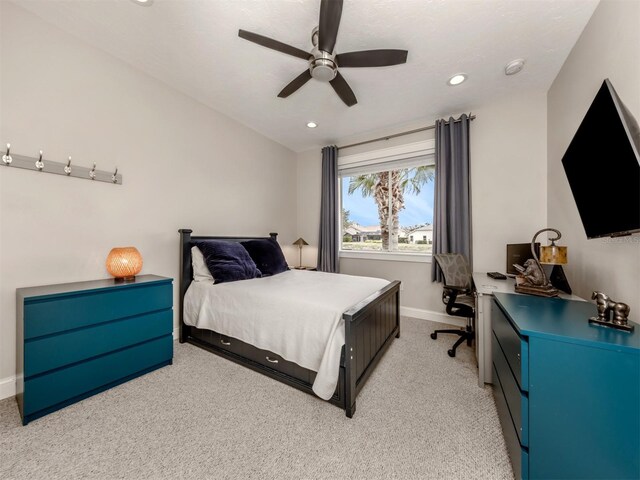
(178, 229), (401, 417)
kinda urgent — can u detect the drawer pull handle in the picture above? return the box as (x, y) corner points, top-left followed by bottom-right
(266, 356), (279, 364)
(517, 353), (521, 360)
(220, 338), (231, 346)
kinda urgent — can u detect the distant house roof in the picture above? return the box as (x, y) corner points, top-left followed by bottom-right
(345, 224), (433, 236)
(400, 224), (433, 236)
(344, 224), (382, 235)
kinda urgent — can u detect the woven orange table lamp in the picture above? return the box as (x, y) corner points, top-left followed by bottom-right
(106, 247), (143, 281)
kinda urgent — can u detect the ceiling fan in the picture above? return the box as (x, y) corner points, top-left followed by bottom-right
(238, 0), (408, 107)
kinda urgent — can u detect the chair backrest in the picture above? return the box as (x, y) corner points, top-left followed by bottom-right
(434, 253), (472, 290)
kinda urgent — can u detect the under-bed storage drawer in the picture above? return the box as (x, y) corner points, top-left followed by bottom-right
(190, 327), (314, 385)
(217, 334), (245, 357)
(245, 346), (313, 383)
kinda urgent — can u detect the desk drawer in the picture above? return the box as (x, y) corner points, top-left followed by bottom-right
(492, 300), (528, 391)
(24, 282), (172, 339)
(25, 309), (172, 378)
(23, 335), (172, 416)
(493, 332), (528, 447)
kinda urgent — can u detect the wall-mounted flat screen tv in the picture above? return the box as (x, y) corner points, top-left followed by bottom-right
(561, 79), (640, 239)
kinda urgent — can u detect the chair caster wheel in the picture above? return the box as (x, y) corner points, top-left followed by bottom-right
(430, 333), (437, 340)
(447, 349), (456, 357)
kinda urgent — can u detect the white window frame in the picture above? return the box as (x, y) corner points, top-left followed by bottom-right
(338, 140), (435, 263)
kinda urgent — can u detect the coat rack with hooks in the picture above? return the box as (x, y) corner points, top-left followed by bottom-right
(1, 143), (123, 185)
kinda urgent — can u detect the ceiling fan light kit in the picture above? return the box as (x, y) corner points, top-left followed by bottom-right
(238, 0), (408, 107)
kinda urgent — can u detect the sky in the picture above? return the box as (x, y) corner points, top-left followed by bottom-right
(341, 175), (435, 227)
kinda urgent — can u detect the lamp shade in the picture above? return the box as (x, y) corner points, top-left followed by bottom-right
(293, 237), (308, 247)
(540, 244), (568, 265)
(106, 247), (143, 280)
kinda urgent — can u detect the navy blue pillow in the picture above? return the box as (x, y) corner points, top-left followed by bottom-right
(195, 240), (261, 284)
(240, 238), (288, 276)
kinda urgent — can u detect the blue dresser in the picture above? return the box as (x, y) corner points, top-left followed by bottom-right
(16, 275), (173, 425)
(491, 292), (639, 479)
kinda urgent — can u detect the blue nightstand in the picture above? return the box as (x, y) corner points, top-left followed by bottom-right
(16, 275), (173, 425)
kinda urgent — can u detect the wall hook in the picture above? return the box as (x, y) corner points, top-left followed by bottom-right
(2, 144), (12, 165)
(89, 163), (97, 180)
(112, 168), (118, 184)
(36, 150), (44, 171)
(64, 157), (72, 176)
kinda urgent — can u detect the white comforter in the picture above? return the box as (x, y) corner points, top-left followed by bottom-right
(183, 270), (389, 400)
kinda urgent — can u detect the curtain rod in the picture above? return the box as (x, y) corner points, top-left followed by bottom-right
(337, 114), (476, 151)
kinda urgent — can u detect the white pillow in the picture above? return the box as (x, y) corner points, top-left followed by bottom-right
(191, 246), (214, 283)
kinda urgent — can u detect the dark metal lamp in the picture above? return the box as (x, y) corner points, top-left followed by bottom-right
(292, 237), (308, 268)
(514, 228), (568, 297)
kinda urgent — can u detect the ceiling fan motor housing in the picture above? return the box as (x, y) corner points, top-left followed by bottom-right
(310, 49), (337, 81)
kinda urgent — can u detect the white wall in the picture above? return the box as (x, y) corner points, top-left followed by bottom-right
(547, 0), (640, 315)
(0, 3), (297, 388)
(295, 92), (548, 318)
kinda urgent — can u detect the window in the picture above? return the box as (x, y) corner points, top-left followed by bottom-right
(339, 140), (435, 257)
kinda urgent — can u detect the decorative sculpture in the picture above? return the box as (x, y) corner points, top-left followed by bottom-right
(589, 291), (633, 332)
(514, 258), (546, 286)
(513, 228), (564, 297)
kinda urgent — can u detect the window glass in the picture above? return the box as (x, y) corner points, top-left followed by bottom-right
(341, 165), (435, 254)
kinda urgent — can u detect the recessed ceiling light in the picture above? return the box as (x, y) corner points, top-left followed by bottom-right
(130, 0), (153, 6)
(306, 122), (318, 128)
(505, 59), (525, 76)
(447, 74), (467, 86)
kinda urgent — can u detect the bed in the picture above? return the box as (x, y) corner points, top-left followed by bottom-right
(178, 229), (401, 417)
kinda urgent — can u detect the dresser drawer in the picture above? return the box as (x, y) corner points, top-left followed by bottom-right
(492, 300), (528, 391)
(493, 363), (528, 480)
(25, 309), (172, 378)
(24, 282), (172, 339)
(23, 335), (172, 416)
(493, 332), (528, 447)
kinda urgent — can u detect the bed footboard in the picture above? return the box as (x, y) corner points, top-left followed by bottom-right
(343, 280), (401, 417)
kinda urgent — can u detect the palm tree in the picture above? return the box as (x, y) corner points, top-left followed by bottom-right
(348, 166), (434, 250)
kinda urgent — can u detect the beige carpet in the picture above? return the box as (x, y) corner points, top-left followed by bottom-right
(0, 317), (513, 479)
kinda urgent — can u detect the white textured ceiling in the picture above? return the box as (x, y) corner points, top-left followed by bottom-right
(13, 0), (598, 152)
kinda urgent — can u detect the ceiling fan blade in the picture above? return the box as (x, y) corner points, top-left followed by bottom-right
(238, 29), (310, 60)
(330, 71), (357, 107)
(278, 70), (313, 98)
(336, 49), (408, 68)
(318, 0), (343, 53)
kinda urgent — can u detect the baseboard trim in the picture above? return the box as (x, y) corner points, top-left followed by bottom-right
(400, 306), (466, 328)
(173, 327), (179, 341)
(0, 375), (16, 401)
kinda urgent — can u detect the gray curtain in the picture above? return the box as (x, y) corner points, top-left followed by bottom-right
(432, 114), (472, 282)
(317, 146), (339, 273)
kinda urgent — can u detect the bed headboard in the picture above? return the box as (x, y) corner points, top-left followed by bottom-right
(177, 229), (277, 342)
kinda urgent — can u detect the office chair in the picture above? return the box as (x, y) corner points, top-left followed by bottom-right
(430, 253), (475, 357)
